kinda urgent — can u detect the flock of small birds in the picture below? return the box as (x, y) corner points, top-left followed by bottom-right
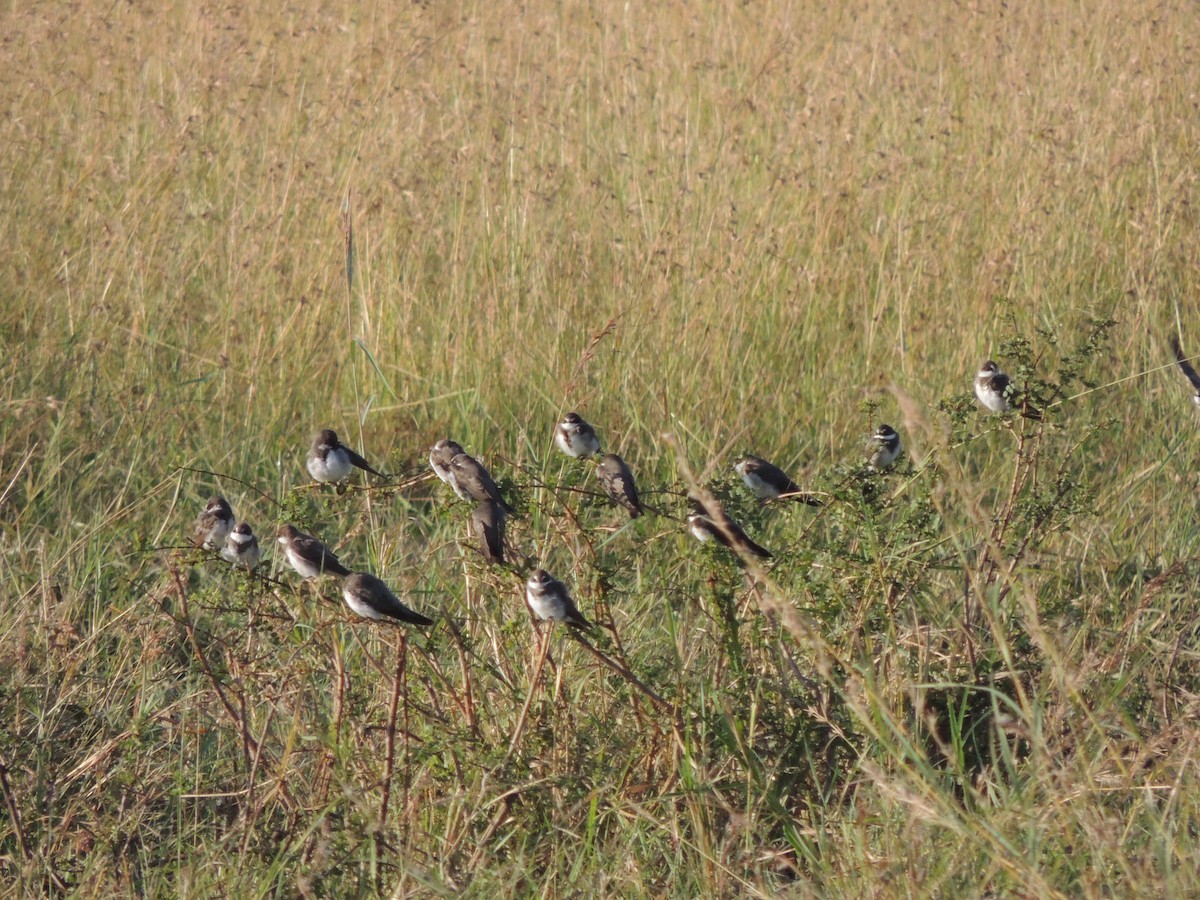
(188, 350), (1200, 633)
(190, 414), (900, 631)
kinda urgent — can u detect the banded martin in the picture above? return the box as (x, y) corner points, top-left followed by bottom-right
(687, 497), (773, 561)
(525, 568), (591, 629)
(868, 424), (902, 470)
(341, 572), (433, 626)
(596, 453), (642, 518)
(193, 496), (235, 550)
(734, 456), (821, 506)
(221, 522), (261, 570)
(470, 499), (506, 565)
(975, 361), (1041, 419)
(276, 524), (351, 579)
(306, 429), (383, 483)
(429, 439), (467, 488)
(449, 452), (514, 515)
(555, 412), (601, 459)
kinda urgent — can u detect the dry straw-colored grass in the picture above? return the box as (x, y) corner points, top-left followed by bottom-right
(3, 1), (1200, 895)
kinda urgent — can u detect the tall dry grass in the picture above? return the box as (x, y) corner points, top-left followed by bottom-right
(2, 1), (1200, 895)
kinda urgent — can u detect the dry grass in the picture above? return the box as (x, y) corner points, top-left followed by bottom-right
(3, 1), (1200, 895)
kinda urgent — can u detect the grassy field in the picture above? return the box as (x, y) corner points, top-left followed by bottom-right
(4, 1), (1200, 895)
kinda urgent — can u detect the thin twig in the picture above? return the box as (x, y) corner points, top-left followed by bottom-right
(445, 619), (479, 737)
(175, 466), (282, 509)
(379, 634), (408, 835)
(569, 631), (677, 721)
(505, 628), (552, 761)
(0, 752), (31, 862)
(0, 750), (70, 893)
(167, 566), (296, 812)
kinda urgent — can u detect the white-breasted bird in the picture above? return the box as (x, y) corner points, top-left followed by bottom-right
(525, 569), (591, 629)
(193, 496), (235, 550)
(306, 429), (384, 483)
(733, 456), (821, 506)
(974, 361), (1041, 419)
(276, 524), (351, 579)
(221, 522), (261, 570)
(429, 439), (467, 489)
(341, 572), (433, 626)
(555, 412), (601, 459)
(867, 424), (903, 470)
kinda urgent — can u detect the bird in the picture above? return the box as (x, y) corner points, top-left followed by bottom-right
(524, 569), (591, 629)
(276, 524), (351, 578)
(1169, 337), (1200, 407)
(687, 498), (773, 561)
(733, 456), (822, 506)
(448, 452), (514, 514)
(220, 522), (261, 570)
(868, 424), (903, 470)
(429, 439), (467, 488)
(596, 453), (642, 518)
(340, 572), (433, 626)
(470, 500), (506, 564)
(974, 361), (1041, 419)
(555, 412), (601, 459)
(193, 496), (235, 550)
(306, 429), (384, 483)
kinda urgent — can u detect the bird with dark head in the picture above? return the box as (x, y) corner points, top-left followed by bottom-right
(868, 424), (902, 470)
(429, 439), (467, 491)
(193, 496), (235, 550)
(596, 453), (643, 518)
(687, 497), (773, 561)
(471, 500), (506, 565)
(306, 429), (384, 483)
(975, 361), (1042, 420)
(525, 569), (591, 629)
(341, 572), (433, 626)
(555, 412), (602, 459)
(448, 452), (514, 515)
(221, 522), (261, 570)
(733, 456), (821, 506)
(276, 524), (351, 579)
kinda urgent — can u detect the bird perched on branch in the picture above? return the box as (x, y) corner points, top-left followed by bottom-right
(193, 496), (234, 550)
(974, 361), (1041, 419)
(306, 429), (384, 483)
(448, 452), (514, 515)
(867, 424), (903, 470)
(221, 522), (261, 570)
(734, 456), (821, 506)
(470, 500), (506, 565)
(596, 453), (643, 518)
(341, 572), (433, 626)
(276, 524), (351, 579)
(525, 569), (591, 629)
(429, 439), (467, 490)
(687, 498), (773, 561)
(555, 412), (602, 459)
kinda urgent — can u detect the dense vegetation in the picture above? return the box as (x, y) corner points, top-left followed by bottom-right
(3, 2), (1200, 895)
